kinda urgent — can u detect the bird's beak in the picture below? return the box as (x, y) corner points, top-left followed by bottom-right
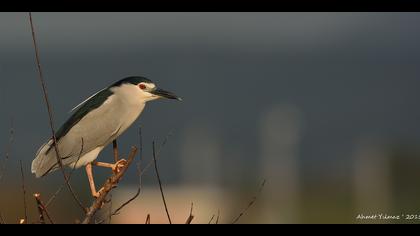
(151, 88), (182, 101)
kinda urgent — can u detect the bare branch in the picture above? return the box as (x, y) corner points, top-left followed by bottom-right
(185, 202), (194, 224)
(231, 179), (266, 224)
(82, 146), (138, 224)
(216, 209), (220, 224)
(28, 12), (85, 213)
(19, 160), (28, 224)
(152, 141), (172, 224)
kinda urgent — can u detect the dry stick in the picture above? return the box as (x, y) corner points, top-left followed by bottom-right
(45, 138), (84, 208)
(19, 160), (28, 224)
(82, 146), (138, 224)
(231, 179), (266, 224)
(185, 202), (194, 224)
(145, 214), (150, 224)
(152, 141), (172, 224)
(28, 12), (85, 213)
(34, 193), (54, 224)
(215, 209), (220, 224)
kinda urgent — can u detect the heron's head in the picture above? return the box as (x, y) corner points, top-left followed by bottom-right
(112, 76), (182, 103)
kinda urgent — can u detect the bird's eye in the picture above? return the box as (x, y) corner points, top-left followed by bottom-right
(139, 84), (146, 90)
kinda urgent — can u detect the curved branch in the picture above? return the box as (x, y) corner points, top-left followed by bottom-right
(82, 146), (138, 224)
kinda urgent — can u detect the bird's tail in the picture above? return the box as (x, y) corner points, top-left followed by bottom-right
(31, 139), (60, 178)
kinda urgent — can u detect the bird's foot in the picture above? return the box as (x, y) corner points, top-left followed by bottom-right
(112, 159), (127, 175)
(92, 187), (104, 198)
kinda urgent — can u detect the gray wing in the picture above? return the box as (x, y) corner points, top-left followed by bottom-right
(32, 89), (122, 177)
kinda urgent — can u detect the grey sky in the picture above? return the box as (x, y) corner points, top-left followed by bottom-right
(1, 12), (420, 187)
(1, 12), (420, 53)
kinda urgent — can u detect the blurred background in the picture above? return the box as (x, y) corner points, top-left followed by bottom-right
(1, 12), (420, 224)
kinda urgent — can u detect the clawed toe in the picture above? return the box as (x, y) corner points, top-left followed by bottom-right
(112, 159), (127, 174)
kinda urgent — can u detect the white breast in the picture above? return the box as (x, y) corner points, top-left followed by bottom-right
(110, 84), (146, 138)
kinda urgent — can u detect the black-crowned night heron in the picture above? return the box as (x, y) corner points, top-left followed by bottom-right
(32, 76), (181, 197)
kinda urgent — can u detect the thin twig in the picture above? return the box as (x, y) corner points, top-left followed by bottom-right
(0, 118), (14, 182)
(185, 202), (194, 224)
(19, 160), (28, 224)
(216, 209), (220, 224)
(34, 193), (54, 224)
(45, 138), (84, 208)
(34, 193), (45, 224)
(145, 214), (150, 224)
(152, 141), (172, 224)
(208, 214), (215, 224)
(28, 12), (85, 213)
(231, 179), (266, 224)
(0, 211), (4, 224)
(139, 130), (174, 178)
(82, 146), (138, 224)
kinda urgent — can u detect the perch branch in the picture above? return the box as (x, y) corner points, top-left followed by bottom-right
(28, 12), (85, 212)
(97, 162), (143, 224)
(152, 141), (172, 224)
(97, 128), (143, 224)
(108, 128), (143, 216)
(82, 146), (138, 224)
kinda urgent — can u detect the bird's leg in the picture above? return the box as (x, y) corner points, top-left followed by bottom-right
(113, 139), (119, 163)
(92, 159), (128, 175)
(85, 163), (103, 198)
